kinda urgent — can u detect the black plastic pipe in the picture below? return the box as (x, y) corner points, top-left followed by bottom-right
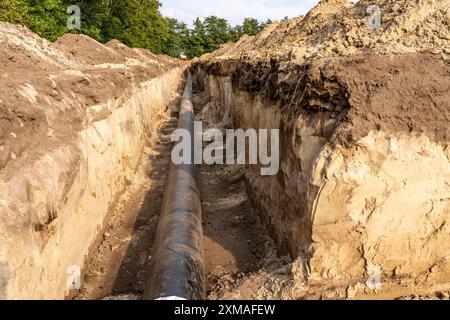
(143, 72), (205, 300)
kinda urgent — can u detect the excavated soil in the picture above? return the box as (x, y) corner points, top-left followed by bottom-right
(189, 52), (450, 299)
(198, 52), (449, 147)
(210, 0), (449, 61)
(0, 23), (178, 172)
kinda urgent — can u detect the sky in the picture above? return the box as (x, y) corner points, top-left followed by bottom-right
(160, 0), (321, 26)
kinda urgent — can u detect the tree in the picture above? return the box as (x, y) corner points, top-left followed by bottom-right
(0, 0), (29, 25)
(229, 25), (243, 42)
(28, 0), (69, 41)
(100, 0), (168, 53)
(242, 17), (260, 36)
(185, 18), (207, 58)
(163, 17), (189, 57)
(75, 0), (113, 41)
(203, 16), (230, 51)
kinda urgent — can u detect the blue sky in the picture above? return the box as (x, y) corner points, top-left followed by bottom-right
(160, 0), (320, 26)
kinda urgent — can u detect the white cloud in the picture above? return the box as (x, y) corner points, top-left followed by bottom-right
(160, 0), (320, 26)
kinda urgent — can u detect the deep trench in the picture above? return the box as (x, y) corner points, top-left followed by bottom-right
(74, 75), (279, 300)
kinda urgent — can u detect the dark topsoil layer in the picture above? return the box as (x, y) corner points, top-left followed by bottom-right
(193, 53), (449, 146)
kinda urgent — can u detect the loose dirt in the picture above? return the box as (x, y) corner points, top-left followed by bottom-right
(0, 21), (184, 299)
(209, 0), (449, 62)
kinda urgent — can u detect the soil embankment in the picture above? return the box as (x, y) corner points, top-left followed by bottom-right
(0, 22), (184, 299)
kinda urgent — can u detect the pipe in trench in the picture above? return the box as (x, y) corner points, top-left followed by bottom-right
(143, 71), (206, 300)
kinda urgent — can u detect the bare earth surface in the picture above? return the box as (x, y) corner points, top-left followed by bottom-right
(0, 20), (184, 299)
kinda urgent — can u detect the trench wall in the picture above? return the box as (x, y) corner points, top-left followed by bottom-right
(0, 67), (183, 299)
(192, 54), (450, 289)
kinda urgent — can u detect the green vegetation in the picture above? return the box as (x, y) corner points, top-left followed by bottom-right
(0, 0), (270, 58)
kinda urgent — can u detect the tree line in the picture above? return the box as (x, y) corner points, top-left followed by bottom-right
(0, 0), (270, 58)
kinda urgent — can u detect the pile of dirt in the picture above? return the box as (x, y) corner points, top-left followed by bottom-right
(196, 51), (449, 147)
(54, 34), (125, 65)
(0, 22), (180, 172)
(207, 0), (449, 62)
(195, 0), (450, 156)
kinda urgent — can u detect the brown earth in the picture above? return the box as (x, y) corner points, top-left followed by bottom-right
(197, 52), (449, 147)
(0, 22), (180, 172)
(209, 0), (449, 61)
(74, 83), (282, 301)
